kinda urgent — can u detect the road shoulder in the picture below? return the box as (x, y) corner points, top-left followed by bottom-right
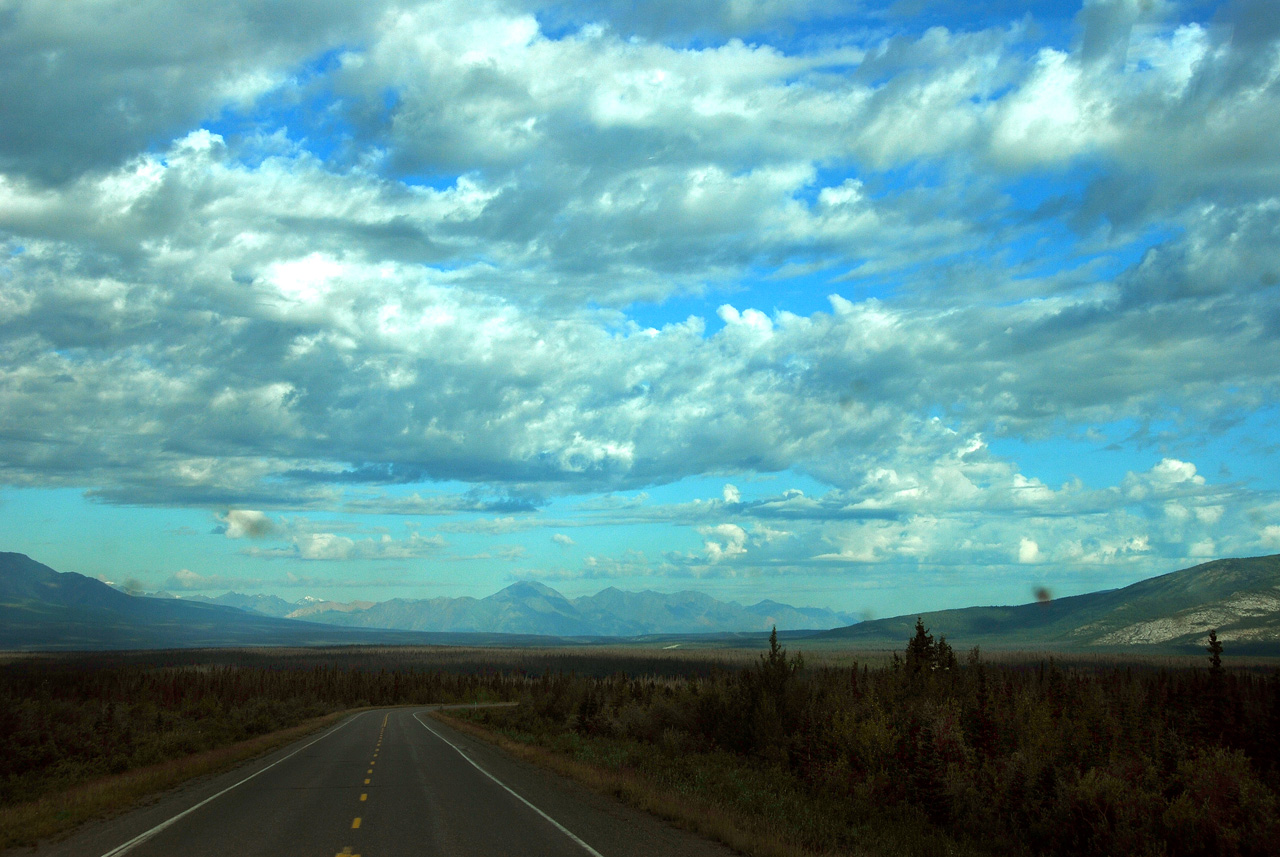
(3, 710), (367, 857)
(422, 709), (742, 857)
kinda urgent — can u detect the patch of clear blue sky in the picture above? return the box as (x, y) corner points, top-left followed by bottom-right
(202, 47), (366, 167)
(987, 405), (1280, 492)
(534, 0), (1084, 54)
(650, 469), (833, 503)
(870, 0), (1225, 45)
(0, 487), (218, 583)
(619, 266), (866, 335)
(626, 157), (1172, 333)
(373, 471), (830, 522)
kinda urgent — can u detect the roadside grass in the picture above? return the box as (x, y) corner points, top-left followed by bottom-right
(0, 709), (351, 850)
(434, 710), (988, 857)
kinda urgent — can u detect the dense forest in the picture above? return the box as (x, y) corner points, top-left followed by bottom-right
(459, 628), (1280, 857)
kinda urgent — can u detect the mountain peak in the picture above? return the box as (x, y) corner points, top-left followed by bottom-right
(494, 580), (565, 600)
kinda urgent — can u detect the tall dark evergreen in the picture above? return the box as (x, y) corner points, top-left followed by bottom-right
(907, 721), (950, 825)
(1207, 628), (1224, 676)
(934, 635), (957, 671)
(905, 617), (935, 675)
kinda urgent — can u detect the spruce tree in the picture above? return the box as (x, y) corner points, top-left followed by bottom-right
(907, 721), (950, 825)
(1205, 628), (1226, 743)
(753, 626), (801, 762)
(905, 617), (936, 675)
(1207, 628), (1224, 677)
(934, 635), (957, 671)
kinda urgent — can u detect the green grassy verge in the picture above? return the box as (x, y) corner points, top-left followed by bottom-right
(0, 709), (352, 851)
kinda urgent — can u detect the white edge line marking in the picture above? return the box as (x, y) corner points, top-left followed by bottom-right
(413, 710), (606, 857)
(98, 711), (368, 857)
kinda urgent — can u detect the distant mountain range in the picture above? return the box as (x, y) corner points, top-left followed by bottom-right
(0, 551), (852, 650)
(6, 551), (1279, 653)
(812, 554), (1280, 654)
(0, 552), (585, 650)
(181, 580), (858, 636)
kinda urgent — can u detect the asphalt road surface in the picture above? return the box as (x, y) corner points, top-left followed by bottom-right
(23, 707), (738, 857)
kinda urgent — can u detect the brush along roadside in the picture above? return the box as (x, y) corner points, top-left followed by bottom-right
(0, 709), (353, 850)
(431, 709), (983, 857)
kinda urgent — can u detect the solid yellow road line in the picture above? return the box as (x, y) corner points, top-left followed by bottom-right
(352, 817), (362, 829)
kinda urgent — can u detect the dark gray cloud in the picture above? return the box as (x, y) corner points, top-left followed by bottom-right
(0, 1), (392, 184)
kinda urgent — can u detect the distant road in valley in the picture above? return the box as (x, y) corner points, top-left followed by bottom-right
(26, 707), (735, 857)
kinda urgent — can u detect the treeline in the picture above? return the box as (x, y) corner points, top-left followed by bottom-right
(0, 653), (522, 807)
(15, 644), (755, 679)
(465, 627), (1280, 857)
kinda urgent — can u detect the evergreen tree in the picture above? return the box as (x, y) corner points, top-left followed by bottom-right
(758, 626), (803, 700)
(934, 635), (957, 671)
(907, 721), (950, 825)
(1205, 628), (1226, 743)
(905, 618), (936, 675)
(1207, 628), (1224, 677)
(753, 626), (802, 762)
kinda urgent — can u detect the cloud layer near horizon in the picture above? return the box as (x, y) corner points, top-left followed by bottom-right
(1, 0), (1278, 599)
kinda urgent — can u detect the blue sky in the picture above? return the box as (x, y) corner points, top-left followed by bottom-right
(1, 0), (1278, 616)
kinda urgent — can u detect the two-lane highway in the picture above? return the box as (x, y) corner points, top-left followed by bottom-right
(32, 707), (736, 857)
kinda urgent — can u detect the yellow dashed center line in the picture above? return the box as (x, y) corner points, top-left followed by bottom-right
(350, 715), (385, 844)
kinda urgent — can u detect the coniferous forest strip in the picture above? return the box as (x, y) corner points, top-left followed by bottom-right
(2, 635), (1279, 856)
(457, 630), (1280, 857)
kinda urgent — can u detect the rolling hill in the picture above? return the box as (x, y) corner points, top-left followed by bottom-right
(813, 554), (1280, 654)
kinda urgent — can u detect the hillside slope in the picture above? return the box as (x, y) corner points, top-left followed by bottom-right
(813, 555), (1280, 653)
